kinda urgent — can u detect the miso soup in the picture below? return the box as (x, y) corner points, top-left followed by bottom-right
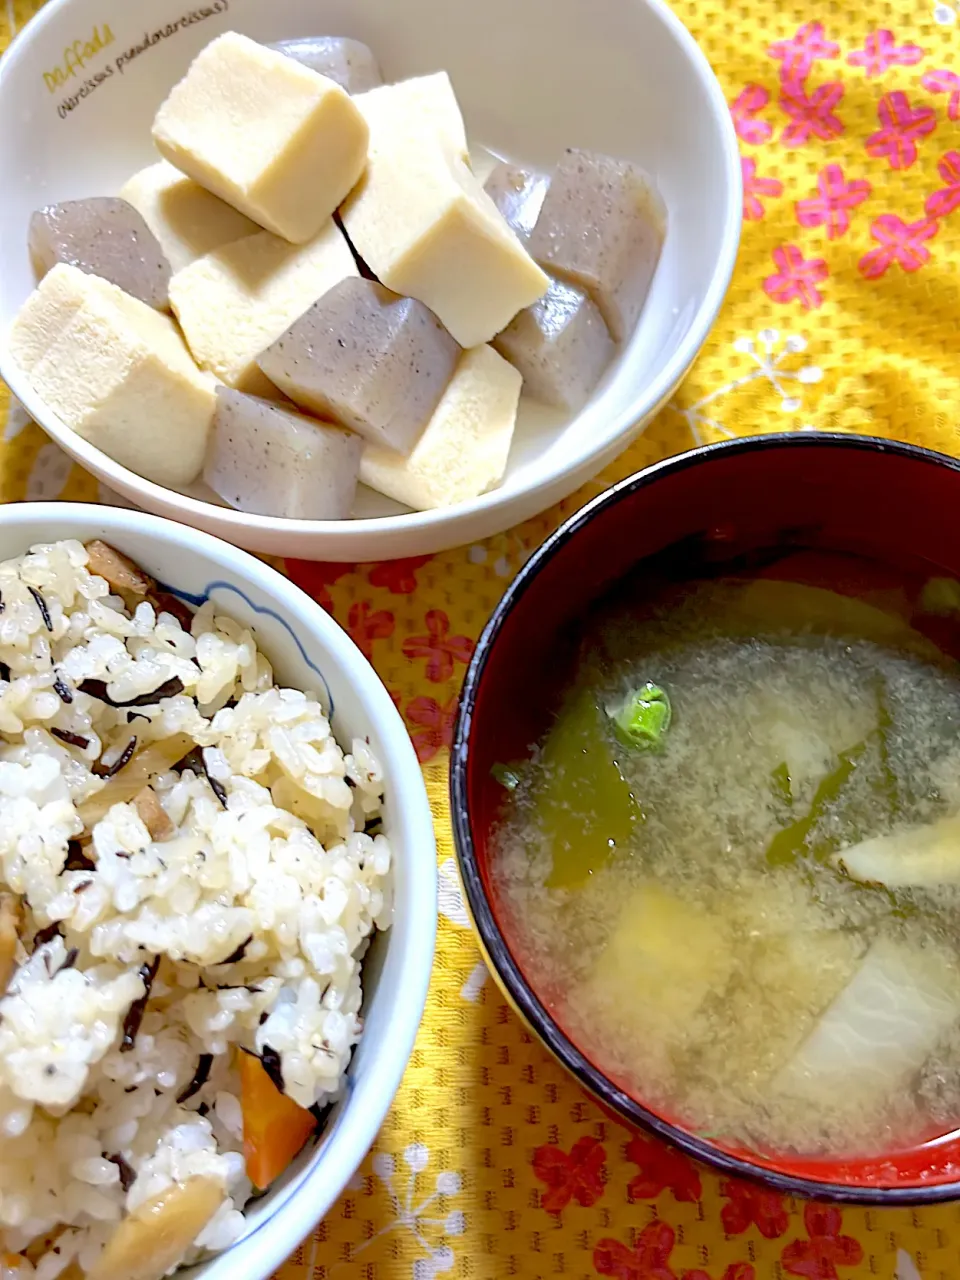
(490, 553), (960, 1156)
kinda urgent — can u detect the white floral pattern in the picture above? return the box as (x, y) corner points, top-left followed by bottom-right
(895, 1249), (923, 1280)
(438, 859), (470, 929)
(25, 440), (73, 500)
(4, 396), (29, 442)
(438, 859), (489, 1004)
(933, 0), (958, 23)
(671, 329), (824, 445)
(338, 1144), (464, 1277)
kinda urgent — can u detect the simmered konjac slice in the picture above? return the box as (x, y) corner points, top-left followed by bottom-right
(29, 197), (172, 311)
(204, 386), (362, 519)
(493, 277), (615, 412)
(258, 277), (460, 454)
(269, 35), (383, 93)
(528, 149), (665, 343)
(483, 162), (551, 244)
(533, 687), (642, 889)
(169, 221), (358, 396)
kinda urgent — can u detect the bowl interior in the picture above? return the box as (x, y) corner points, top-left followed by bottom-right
(0, 504), (436, 1278)
(0, 0), (739, 557)
(454, 436), (960, 1200)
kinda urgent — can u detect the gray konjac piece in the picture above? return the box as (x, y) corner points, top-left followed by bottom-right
(269, 36), (383, 93)
(527, 149), (666, 343)
(29, 197), (172, 311)
(493, 278), (615, 412)
(257, 278), (461, 455)
(483, 163), (551, 244)
(204, 387), (362, 520)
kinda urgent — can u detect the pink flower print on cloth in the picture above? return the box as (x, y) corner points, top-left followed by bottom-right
(795, 164), (871, 238)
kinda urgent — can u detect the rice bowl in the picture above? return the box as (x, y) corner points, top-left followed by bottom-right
(0, 512), (435, 1280)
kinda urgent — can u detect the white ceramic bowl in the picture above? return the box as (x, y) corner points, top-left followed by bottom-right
(0, 0), (741, 560)
(0, 502), (437, 1280)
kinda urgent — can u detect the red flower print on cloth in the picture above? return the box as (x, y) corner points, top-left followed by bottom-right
(742, 157), (783, 220)
(402, 609), (475, 683)
(532, 1136), (606, 1214)
(781, 1203), (863, 1279)
(406, 694), (457, 763)
(594, 1221), (678, 1280)
(922, 69), (960, 122)
(779, 82), (845, 147)
(347, 600), (395, 660)
(768, 22), (839, 83)
(866, 92), (936, 170)
(625, 1133), (702, 1204)
(720, 1177), (789, 1239)
(795, 164), (871, 238)
(763, 245), (829, 309)
(847, 30), (924, 77)
(284, 559), (352, 612)
(859, 214), (938, 278)
(927, 150), (960, 217)
(367, 554), (432, 595)
(685, 1267), (756, 1280)
(729, 85), (773, 144)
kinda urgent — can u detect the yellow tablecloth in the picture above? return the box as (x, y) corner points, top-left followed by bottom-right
(5, 0), (960, 1275)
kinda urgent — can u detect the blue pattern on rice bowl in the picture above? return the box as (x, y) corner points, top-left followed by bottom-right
(0, 539), (391, 1279)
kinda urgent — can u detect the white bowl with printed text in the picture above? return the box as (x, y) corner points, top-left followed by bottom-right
(0, 0), (741, 560)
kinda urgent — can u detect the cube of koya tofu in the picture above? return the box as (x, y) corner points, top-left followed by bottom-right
(120, 161), (259, 273)
(341, 77), (547, 348)
(493, 279), (615, 412)
(169, 221), (357, 395)
(205, 388), (362, 519)
(269, 36), (383, 94)
(10, 264), (215, 488)
(258, 278), (460, 454)
(528, 150), (666, 343)
(360, 345), (521, 509)
(354, 72), (470, 164)
(29, 197), (172, 311)
(152, 32), (370, 245)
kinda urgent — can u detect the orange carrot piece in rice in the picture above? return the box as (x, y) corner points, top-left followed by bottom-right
(240, 1051), (316, 1190)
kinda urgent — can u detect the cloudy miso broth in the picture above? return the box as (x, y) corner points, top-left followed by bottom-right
(491, 555), (960, 1156)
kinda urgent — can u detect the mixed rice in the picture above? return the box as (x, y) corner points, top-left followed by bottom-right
(0, 539), (391, 1279)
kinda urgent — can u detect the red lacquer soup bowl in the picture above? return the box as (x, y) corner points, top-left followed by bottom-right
(450, 433), (960, 1203)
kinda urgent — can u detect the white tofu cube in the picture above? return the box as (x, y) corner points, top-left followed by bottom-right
(152, 32), (370, 244)
(341, 79), (547, 348)
(354, 72), (469, 163)
(120, 161), (260, 273)
(168, 220), (358, 395)
(10, 264), (216, 488)
(359, 344), (521, 509)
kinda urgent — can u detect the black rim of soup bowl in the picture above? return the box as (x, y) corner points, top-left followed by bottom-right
(450, 431), (960, 1205)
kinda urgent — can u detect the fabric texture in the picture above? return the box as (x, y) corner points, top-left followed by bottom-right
(3, 0), (960, 1275)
